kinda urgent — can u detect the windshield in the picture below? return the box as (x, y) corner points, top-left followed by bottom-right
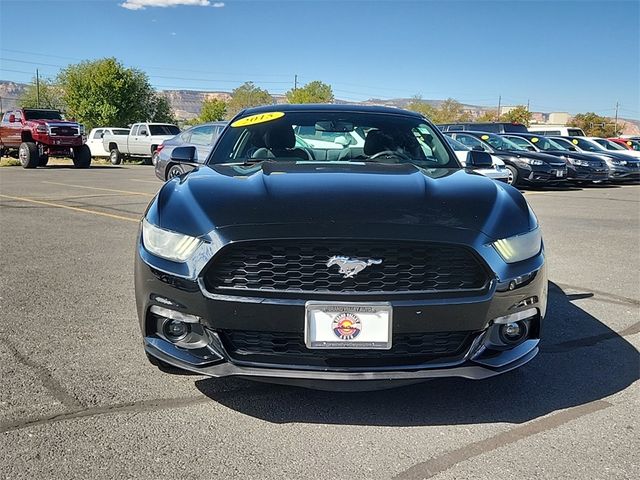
(211, 111), (459, 168)
(549, 137), (575, 149)
(23, 109), (63, 121)
(526, 135), (568, 151)
(149, 124), (180, 135)
(570, 138), (605, 152)
(478, 132), (526, 151)
(445, 136), (470, 151)
(602, 139), (626, 150)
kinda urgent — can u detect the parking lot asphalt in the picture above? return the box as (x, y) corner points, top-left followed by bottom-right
(0, 164), (638, 480)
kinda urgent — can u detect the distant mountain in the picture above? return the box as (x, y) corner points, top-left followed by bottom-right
(2, 80), (638, 134)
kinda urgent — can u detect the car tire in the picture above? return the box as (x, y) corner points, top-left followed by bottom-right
(110, 148), (123, 165)
(18, 142), (40, 169)
(166, 164), (184, 180)
(72, 145), (92, 168)
(39, 155), (49, 167)
(506, 166), (518, 186)
(151, 151), (160, 166)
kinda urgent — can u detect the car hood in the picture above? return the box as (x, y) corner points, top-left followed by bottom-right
(496, 150), (566, 165)
(27, 119), (79, 127)
(150, 162), (534, 241)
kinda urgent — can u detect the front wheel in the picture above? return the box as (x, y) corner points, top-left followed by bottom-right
(151, 151), (160, 166)
(506, 166), (518, 186)
(110, 148), (122, 165)
(166, 164), (184, 180)
(19, 142), (40, 169)
(39, 155), (49, 167)
(72, 145), (91, 168)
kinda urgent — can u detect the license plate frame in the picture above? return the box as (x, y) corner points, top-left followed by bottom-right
(304, 301), (393, 350)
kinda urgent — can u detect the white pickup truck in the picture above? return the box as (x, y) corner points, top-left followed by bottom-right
(102, 122), (180, 165)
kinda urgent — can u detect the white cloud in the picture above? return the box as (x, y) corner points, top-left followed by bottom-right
(120, 1), (224, 10)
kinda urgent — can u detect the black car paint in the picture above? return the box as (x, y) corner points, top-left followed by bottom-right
(446, 131), (568, 186)
(135, 104), (547, 388)
(501, 133), (609, 183)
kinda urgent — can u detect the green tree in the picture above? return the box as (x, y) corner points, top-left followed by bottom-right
(226, 82), (273, 118)
(286, 80), (334, 104)
(18, 78), (65, 110)
(405, 95), (439, 120)
(57, 58), (173, 130)
(198, 97), (227, 122)
(476, 110), (498, 122)
(500, 105), (532, 126)
(568, 112), (621, 137)
(149, 94), (176, 123)
(436, 98), (471, 123)
(406, 96), (470, 124)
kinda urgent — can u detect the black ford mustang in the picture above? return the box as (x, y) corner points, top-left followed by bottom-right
(135, 104), (547, 390)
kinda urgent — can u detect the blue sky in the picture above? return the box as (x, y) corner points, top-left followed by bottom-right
(1, 0), (638, 119)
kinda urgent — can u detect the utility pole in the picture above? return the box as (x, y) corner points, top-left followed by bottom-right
(0, 96), (3, 114)
(36, 69), (40, 108)
(496, 95), (501, 120)
(294, 74), (298, 91)
(526, 99), (530, 111)
(614, 101), (619, 136)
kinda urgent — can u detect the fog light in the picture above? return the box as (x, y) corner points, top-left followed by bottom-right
(163, 319), (189, 342)
(499, 321), (527, 344)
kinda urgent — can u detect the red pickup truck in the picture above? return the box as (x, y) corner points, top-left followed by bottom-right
(0, 108), (91, 168)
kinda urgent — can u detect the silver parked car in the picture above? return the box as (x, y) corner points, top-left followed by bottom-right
(154, 121), (228, 181)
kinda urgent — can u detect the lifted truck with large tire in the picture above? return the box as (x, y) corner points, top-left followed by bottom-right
(102, 122), (179, 165)
(0, 108), (91, 168)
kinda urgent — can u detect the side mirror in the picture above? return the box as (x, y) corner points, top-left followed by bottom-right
(466, 150), (493, 169)
(140, 131), (148, 136)
(471, 145), (485, 152)
(527, 146), (536, 151)
(9, 114), (16, 123)
(170, 146), (197, 163)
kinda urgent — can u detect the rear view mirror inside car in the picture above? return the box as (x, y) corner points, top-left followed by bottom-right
(315, 121), (354, 132)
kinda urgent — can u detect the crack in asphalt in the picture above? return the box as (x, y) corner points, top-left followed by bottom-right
(393, 400), (613, 480)
(555, 282), (640, 306)
(0, 395), (210, 434)
(1, 338), (82, 409)
(542, 320), (640, 353)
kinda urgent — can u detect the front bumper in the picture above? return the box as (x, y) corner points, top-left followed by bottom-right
(516, 163), (568, 184)
(567, 165), (610, 182)
(607, 163), (640, 180)
(135, 232), (548, 386)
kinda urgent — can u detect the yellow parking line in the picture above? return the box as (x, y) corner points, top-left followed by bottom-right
(0, 194), (139, 223)
(42, 181), (155, 197)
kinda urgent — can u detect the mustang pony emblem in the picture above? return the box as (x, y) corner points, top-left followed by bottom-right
(326, 256), (382, 278)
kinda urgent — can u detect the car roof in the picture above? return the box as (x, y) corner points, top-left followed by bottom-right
(239, 103), (423, 118)
(446, 130), (497, 137)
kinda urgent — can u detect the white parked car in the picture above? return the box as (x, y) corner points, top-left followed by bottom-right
(528, 125), (586, 136)
(445, 136), (510, 182)
(86, 127), (130, 157)
(588, 137), (640, 158)
(102, 122), (180, 165)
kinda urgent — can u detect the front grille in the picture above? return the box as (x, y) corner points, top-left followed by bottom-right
(221, 329), (475, 368)
(203, 240), (489, 296)
(49, 126), (79, 136)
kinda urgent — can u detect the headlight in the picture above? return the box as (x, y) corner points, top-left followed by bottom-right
(609, 159), (627, 166)
(492, 228), (542, 264)
(521, 157), (544, 166)
(142, 219), (202, 262)
(570, 159), (591, 167)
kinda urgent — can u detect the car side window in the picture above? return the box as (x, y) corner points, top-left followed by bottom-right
(138, 125), (148, 136)
(93, 129), (104, 139)
(14, 111), (22, 122)
(190, 125), (215, 145)
(455, 134), (484, 149)
(1, 112), (9, 123)
(131, 125), (140, 136)
(180, 130), (192, 143)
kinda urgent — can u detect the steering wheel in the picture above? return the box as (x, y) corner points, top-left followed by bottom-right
(369, 150), (411, 161)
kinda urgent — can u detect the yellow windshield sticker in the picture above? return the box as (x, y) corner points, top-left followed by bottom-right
(627, 141), (633, 146)
(572, 139), (579, 145)
(481, 134), (490, 140)
(531, 137), (539, 143)
(231, 112), (285, 128)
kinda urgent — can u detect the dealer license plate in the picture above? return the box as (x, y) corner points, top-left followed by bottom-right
(556, 170), (565, 177)
(305, 302), (392, 350)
